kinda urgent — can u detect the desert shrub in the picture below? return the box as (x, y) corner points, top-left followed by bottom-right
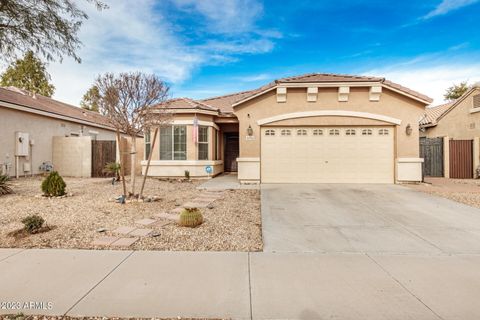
(104, 162), (121, 180)
(22, 215), (45, 234)
(179, 207), (203, 228)
(41, 171), (66, 197)
(0, 175), (13, 195)
(184, 170), (190, 180)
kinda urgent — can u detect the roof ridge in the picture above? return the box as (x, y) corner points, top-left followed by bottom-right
(201, 89), (257, 102)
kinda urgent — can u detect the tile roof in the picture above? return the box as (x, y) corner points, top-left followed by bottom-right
(419, 101), (455, 126)
(152, 97), (219, 112)
(156, 73), (433, 114)
(0, 86), (114, 129)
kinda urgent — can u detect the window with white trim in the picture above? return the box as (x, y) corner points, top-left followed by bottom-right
(265, 129), (275, 136)
(313, 129), (323, 136)
(145, 130), (151, 160)
(160, 125), (187, 160)
(198, 126), (209, 160)
(345, 129), (356, 136)
(281, 129), (291, 136)
(378, 128), (389, 135)
(329, 129), (340, 136)
(297, 129), (307, 136)
(362, 129), (372, 136)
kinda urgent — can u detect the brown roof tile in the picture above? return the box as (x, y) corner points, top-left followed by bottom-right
(0, 86), (114, 129)
(419, 101), (454, 126)
(153, 97), (219, 112)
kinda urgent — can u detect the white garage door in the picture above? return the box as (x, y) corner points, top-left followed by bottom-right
(261, 126), (394, 183)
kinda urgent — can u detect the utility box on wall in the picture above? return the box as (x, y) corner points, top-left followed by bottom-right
(15, 132), (29, 156)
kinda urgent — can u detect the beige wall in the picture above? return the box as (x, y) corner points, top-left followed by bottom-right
(0, 107), (116, 177)
(424, 88), (480, 139)
(234, 87), (425, 160)
(52, 136), (92, 177)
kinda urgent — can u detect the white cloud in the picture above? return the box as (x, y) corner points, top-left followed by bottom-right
(364, 60), (480, 105)
(170, 0), (263, 34)
(46, 0), (275, 106)
(423, 0), (479, 19)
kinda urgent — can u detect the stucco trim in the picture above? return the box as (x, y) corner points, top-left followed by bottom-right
(256, 110), (402, 126)
(236, 157), (260, 162)
(397, 158), (424, 163)
(171, 120), (219, 130)
(232, 82), (431, 107)
(469, 107), (480, 114)
(141, 160), (223, 166)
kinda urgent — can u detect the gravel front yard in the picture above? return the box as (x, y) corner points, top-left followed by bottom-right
(0, 177), (262, 251)
(408, 177), (480, 209)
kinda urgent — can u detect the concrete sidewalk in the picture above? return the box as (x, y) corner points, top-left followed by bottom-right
(1, 248), (480, 319)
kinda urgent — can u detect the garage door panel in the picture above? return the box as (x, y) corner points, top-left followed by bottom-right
(261, 126), (394, 183)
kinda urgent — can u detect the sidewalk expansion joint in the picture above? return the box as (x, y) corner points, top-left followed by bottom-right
(63, 250), (136, 316)
(0, 249), (27, 263)
(247, 252), (253, 320)
(365, 253), (445, 320)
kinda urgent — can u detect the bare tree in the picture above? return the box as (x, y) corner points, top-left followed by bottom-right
(96, 72), (170, 198)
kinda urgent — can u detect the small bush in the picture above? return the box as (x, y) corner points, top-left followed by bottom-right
(22, 215), (45, 234)
(41, 171), (66, 197)
(104, 162), (121, 180)
(179, 207), (203, 228)
(184, 170), (190, 180)
(0, 175), (13, 195)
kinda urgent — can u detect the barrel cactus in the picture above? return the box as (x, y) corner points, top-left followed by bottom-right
(41, 171), (66, 197)
(179, 207), (203, 228)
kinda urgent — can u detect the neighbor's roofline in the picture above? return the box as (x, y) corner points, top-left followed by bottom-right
(434, 86), (480, 124)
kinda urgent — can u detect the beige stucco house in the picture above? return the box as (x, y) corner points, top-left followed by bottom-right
(142, 73), (432, 184)
(0, 86), (141, 178)
(420, 84), (480, 178)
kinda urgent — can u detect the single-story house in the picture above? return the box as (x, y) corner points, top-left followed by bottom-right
(419, 83), (480, 178)
(0, 86), (142, 178)
(143, 73), (432, 184)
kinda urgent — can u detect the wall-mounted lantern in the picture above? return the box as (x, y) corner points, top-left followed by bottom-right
(247, 125), (254, 136)
(406, 124), (412, 136)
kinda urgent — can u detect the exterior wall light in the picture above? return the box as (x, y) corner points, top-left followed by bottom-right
(406, 124), (412, 136)
(247, 125), (254, 136)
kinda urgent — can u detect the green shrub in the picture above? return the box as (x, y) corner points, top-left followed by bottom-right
(179, 207), (203, 228)
(22, 215), (45, 234)
(184, 170), (190, 180)
(104, 162), (121, 180)
(0, 175), (13, 195)
(41, 171), (66, 197)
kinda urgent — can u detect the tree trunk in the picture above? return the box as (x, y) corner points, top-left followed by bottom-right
(130, 135), (137, 196)
(139, 127), (158, 199)
(116, 131), (127, 197)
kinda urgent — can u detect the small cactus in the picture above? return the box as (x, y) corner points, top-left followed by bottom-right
(179, 207), (203, 228)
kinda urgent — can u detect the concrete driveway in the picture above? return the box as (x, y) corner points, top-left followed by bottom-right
(262, 184), (480, 254)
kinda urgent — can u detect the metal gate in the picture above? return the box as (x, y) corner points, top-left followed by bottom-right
(420, 137), (444, 177)
(91, 140), (117, 177)
(449, 139), (473, 179)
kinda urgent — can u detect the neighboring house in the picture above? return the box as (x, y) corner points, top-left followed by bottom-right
(420, 84), (480, 178)
(0, 86), (142, 178)
(143, 73), (432, 184)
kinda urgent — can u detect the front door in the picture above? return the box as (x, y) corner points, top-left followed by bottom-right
(224, 133), (239, 172)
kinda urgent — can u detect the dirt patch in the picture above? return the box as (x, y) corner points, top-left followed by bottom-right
(408, 177), (480, 209)
(7, 225), (56, 241)
(0, 177), (262, 251)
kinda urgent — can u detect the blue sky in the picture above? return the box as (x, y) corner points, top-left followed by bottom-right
(45, 0), (480, 106)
